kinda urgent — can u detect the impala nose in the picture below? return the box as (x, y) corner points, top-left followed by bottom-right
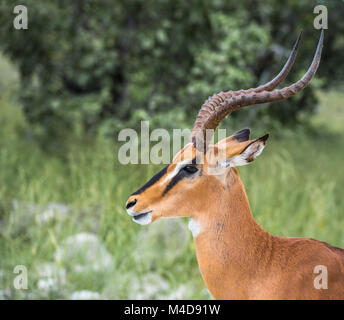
(126, 199), (137, 209)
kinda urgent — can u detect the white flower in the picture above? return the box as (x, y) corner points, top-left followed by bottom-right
(55, 232), (113, 273)
(37, 202), (68, 224)
(128, 273), (170, 300)
(162, 284), (190, 300)
(70, 290), (101, 300)
(37, 278), (56, 292)
(36, 262), (66, 294)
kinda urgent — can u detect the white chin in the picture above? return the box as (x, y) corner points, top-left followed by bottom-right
(132, 212), (152, 225)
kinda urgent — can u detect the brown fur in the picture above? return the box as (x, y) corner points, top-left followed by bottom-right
(126, 136), (344, 299)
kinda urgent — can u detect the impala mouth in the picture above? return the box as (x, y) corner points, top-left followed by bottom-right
(132, 211), (152, 225)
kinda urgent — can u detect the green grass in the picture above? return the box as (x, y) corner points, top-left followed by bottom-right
(0, 87), (344, 299)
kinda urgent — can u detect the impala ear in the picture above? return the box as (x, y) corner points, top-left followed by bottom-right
(214, 128), (252, 160)
(216, 128), (250, 149)
(223, 134), (269, 168)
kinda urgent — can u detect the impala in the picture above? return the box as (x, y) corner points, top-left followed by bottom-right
(126, 30), (344, 299)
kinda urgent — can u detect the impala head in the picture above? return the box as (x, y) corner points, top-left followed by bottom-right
(126, 31), (323, 225)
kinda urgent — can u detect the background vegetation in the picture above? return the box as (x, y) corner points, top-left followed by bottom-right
(0, 0), (343, 299)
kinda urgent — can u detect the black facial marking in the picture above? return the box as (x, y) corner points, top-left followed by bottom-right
(163, 170), (188, 195)
(131, 165), (168, 196)
(163, 158), (197, 195)
(232, 128), (250, 142)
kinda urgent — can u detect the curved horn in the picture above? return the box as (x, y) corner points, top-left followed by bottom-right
(191, 30), (323, 151)
(246, 31), (302, 94)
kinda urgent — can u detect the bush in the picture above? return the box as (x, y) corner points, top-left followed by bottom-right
(0, 0), (343, 145)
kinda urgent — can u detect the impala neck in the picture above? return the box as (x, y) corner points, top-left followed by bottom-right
(192, 168), (272, 299)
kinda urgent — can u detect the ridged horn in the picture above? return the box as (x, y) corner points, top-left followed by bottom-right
(191, 30), (323, 152)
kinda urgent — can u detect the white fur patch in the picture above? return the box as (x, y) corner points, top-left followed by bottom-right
(132, 212), (152, 225)
(160, 160), (191, 184)
(127, 208), (152, 225)
(188, 218), (201, 238)
(222, 141), (265, 168)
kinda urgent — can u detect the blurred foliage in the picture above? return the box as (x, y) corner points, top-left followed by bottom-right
(0, 0), (343, 147)
(1, 88), (344, 299)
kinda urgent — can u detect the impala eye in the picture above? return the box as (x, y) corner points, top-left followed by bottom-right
(183, 165), (198, 174)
